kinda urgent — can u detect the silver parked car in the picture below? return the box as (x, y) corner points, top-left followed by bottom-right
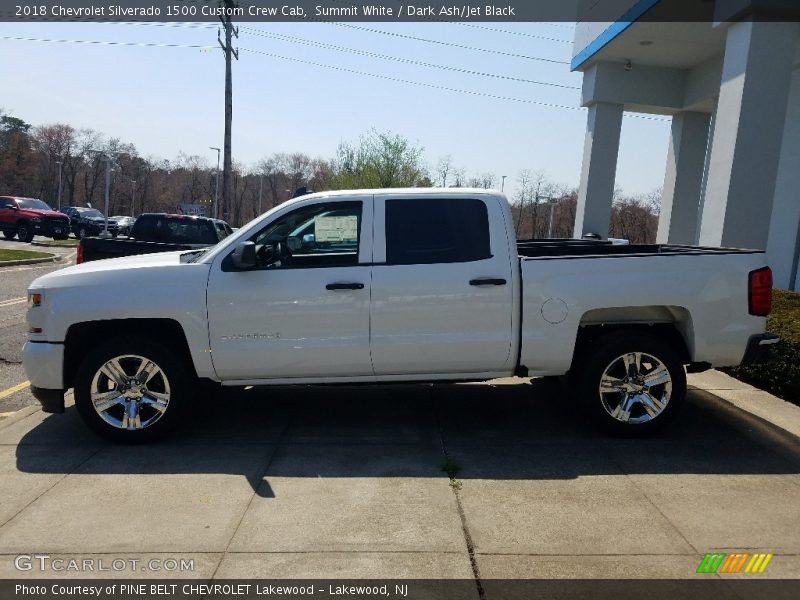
(111, 216), (136, 237)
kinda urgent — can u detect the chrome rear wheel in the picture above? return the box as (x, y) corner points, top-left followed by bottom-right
(598, 352), (672, 425)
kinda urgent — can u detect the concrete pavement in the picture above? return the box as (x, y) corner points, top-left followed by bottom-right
(0, 379), (798, 584)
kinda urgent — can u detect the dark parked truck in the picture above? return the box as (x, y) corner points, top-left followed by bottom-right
(0, 196), (71, 242)
(61, 206), (119, 239)
(77, 213), (229, 263)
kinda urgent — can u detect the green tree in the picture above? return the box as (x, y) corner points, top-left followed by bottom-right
(331, 129), (429, 189)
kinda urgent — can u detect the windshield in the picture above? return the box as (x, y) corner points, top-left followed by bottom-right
(17, 198), (51, 210)
(78, 208), (104, 218)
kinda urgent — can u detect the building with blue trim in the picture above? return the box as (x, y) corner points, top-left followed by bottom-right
(571, 0), (800, 290)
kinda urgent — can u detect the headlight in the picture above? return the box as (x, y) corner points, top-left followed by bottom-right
(28, 292), (43, 307)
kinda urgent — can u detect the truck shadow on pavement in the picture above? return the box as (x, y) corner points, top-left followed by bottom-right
(14, 378), (800, 496)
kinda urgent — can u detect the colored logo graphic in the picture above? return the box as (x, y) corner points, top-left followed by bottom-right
(697, 552), (773, 574)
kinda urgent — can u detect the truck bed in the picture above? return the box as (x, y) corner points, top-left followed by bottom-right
(517, 240), (763, 259)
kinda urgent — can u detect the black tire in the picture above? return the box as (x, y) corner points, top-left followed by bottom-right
(572, 331), (686, 435)
(2, 230), (15, 240)
(74, 335), (193, 443)
(17, 222), (34, 243)
(78, 226), (88, 239)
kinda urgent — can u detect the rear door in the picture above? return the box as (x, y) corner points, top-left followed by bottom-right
(370, 194), (515, 375)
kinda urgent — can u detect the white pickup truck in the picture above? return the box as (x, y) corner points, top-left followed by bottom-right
(23, 188), (777, 441)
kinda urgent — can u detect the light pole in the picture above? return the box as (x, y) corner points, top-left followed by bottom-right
(501, 175), (507, 192)
(88, 150), (123, 237)
(547, 197), (559, 239)
(130, 179), (136, 217)
(210, 147), (221, 219)
(55, 161), (63, 210)
(257, 174), (263, 216)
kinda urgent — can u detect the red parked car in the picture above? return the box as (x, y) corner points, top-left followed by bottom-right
(0, 196), (71, 242)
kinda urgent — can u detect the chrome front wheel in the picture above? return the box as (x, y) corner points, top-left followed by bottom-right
(76, 336), (190, 442)
(90, 354), (171, 430)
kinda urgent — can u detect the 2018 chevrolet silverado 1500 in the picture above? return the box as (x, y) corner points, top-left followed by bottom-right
(23, 189), (778, 441)
(77, 213), (230, 263)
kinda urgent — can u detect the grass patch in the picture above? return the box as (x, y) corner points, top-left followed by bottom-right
(0, 249), (52, 262)
(724, 289), (800, 405)
(34, 239), (78, 247)
(441, 456), (463, 490)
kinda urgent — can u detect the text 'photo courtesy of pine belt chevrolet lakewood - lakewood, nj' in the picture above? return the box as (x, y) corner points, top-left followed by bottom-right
(22, 188), (778, 442)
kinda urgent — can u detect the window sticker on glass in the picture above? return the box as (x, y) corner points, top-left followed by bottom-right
(315, 215), (358, 243)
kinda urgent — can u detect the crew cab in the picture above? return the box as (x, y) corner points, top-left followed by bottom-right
(23, 189), (777, 441)
(0, 196), (71, 242)
(77, 213), (230, 263)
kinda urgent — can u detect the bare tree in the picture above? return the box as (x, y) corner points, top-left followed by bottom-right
(435, 155), (453, 187)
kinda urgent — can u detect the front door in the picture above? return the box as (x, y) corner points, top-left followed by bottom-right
(207, 197), (374, 381)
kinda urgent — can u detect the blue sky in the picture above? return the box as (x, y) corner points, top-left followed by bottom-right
(0, 21), (669, 199)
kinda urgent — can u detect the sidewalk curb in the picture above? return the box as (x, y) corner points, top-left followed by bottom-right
(0, 253), (58, 267)
(30, 241), (78, 249)
(0, 404), (40, 430)
(688, 370), (800, 441)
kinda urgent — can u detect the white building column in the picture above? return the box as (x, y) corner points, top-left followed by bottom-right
(698, 20), (799, 249)
(657, 111), (712, 245)
(767, 67), (800, 291)
(573, 101), (623, 239)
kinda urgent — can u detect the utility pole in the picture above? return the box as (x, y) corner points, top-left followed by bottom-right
(55, 161), (63, 210)
(501, 175), (507, 192)
(218, 0), (238, 222)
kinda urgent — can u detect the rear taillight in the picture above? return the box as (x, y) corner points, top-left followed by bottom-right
(748, 266), (772, 316)
(76, 243), (84, 265)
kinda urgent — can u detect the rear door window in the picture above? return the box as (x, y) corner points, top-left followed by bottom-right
(385, 198), (491, 265)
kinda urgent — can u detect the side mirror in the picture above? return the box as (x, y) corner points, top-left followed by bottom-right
(231, 241), (257, 270)
(286, 236), (302, 252)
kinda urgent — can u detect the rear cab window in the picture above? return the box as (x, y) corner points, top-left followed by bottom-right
(384, 198), (492, 265)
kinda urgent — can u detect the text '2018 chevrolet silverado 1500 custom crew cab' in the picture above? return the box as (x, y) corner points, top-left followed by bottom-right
(23, 189), (778, 441)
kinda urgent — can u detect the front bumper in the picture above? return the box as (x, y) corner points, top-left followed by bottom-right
(22, 341), (65, 413)
(740, 333), (780, 366)
(32, 221), (70, 237)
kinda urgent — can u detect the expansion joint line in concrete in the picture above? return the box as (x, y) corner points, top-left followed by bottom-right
(431, 391), (485, 600)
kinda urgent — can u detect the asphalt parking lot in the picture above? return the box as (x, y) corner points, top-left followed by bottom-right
(0, 237), (75, 414)
(1, 239), (799, 590)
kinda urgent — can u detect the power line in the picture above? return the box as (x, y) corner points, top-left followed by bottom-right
(111, 20), (572, 67)
(452, 22), (572, 43)
(0, 35), (668, 121)
(239, 26), (580, 90)
(0, 35), (214, 50)
(331, 23), (571, 65)
(240, 46), (583, 110)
